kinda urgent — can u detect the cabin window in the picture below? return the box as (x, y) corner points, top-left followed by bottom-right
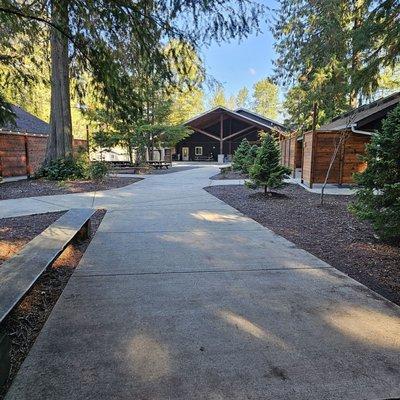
(195, 146), (203, 156)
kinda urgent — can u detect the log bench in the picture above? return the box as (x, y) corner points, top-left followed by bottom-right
(0, 208), (95, 385)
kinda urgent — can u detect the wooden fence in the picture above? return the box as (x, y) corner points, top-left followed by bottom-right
(0, 132), (88, 178)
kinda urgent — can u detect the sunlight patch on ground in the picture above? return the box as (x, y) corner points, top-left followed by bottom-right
(217, 310), (289, 350)
(190, 210), (247, 223)
(127, 334), (171, 382)
(323, 305), (400, 349)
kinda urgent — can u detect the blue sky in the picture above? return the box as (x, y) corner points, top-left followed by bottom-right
(200, 0), (279, 101)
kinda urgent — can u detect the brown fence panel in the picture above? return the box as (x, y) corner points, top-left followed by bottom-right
(1, 132), (88, 178)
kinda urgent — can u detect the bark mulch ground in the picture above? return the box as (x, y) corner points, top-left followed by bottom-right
(210, 171), (247, 180)
(0, 210), (106, 399)
(205, 184), (400, 306)
(0, 177), (141, 200)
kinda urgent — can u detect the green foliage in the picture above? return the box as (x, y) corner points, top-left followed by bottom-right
(243, 144), (259, 174)
(350, 104), (400, 240)
(235, 87), (250, 109)
(247, 134), (291, 194)
(0, 93), (15, 126)
(37, 153), (108, 181)
(210, 86), (228, 108)
(252, 78), (279, 120)
(87, 161), (109, 181)
(232, 139), (251, 172)
(274, 0), (400, 130)
(273, 0), (365, 129)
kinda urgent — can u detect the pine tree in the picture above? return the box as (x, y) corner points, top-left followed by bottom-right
(350, 104), (400, 240)
(243, 144), (258, 174)
(232, 138), (251, 171)
(247, 134), (291, 195)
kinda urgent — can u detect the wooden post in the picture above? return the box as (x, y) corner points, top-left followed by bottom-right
(86, 124), (90, 157)
(219, 113), (224, 155)
(310, 103), (318, 188)
(24, 134), (31, 177)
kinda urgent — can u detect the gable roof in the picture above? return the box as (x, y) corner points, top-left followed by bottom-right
(320, 92), (400, 132)
(0, 105), (50, 135)
(235, 108), (285, 131)
(184, 106), (286, 133)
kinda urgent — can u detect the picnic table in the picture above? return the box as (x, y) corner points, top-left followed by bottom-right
(147, 161), (171, 170)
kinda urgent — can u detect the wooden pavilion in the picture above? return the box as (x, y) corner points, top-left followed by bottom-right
(176, 107), (285, 162)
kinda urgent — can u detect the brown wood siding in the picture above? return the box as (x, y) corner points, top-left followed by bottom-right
(302, 130), (369, 186)
(0, 132), (88, 177)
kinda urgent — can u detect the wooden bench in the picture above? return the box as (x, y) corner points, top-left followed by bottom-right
(0, 208), (95, 385)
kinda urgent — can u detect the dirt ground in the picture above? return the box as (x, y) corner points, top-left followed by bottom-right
(0, 177), (141, 200)
(0, 210), (105, 399)
(205, 184), (400, 306)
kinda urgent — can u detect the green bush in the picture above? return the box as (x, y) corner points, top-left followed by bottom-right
(232, 138), (251, 171)
(88, 161), (109, 181)
(37, 156), (85, 180)
(246, 133), (291, 195)
(37, 154), (108, 181)
(350, 104), (400, 241)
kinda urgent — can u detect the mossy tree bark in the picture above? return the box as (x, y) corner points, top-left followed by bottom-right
(45, 0), (72, 163)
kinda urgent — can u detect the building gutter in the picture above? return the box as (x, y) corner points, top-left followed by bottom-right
(350, 124), (374, 136)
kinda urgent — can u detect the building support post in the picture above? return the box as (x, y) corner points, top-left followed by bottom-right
(218, 113), (224, 164)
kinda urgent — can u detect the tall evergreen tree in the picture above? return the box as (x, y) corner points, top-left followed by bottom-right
(273, 0), (369, 129)
(247, 134), (291, 195)
(350, 104), (400, 240)
(0, 0), (264, 162)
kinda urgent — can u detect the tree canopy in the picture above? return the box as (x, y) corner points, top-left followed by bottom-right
(273, 0), (400, 130)
(0, 0), (264, 160)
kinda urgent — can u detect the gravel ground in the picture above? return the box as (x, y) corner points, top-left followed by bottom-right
(0, 210), (106, 399)
(210, 171), (248, 180)
(0, 177), (141, 200)
(205, 184), (400, 305)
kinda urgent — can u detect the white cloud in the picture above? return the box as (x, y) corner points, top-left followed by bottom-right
(248, 68), (256, 76)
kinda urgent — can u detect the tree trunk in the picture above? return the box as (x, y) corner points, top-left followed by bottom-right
(349, 0), (363, 108)
(45, 0), (72, 163)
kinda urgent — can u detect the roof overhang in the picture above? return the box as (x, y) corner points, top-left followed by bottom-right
(184, 106), (284, 135)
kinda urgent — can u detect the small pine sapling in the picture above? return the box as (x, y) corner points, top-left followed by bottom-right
(247, 134), (291, 195)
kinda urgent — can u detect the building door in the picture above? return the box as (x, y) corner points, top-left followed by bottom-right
(182, 147), (189, 161)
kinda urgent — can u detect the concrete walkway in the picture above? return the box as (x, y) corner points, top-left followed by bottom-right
(4, 165), (400, 400)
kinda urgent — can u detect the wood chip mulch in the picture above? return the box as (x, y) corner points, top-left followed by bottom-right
(210, 171), (248, 180)
(205, 184), (400, 306)
(0, 210), (106, 399)
(0, 177), (141, 200)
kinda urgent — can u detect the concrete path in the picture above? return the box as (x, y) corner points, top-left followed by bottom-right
(4, 165), (400, 400)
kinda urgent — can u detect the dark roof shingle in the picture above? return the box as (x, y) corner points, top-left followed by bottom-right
(0, 105), (50, 135)
(320, 92), (400, 131)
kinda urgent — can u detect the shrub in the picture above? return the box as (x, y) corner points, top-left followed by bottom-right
(88, 160), (109, 181)
(246, 133), (291, 195)
(350, 104), (400, 241)
(37, 153), (108, 181)
(232, 138), (251, 171)
(37, 156), (85, 181)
